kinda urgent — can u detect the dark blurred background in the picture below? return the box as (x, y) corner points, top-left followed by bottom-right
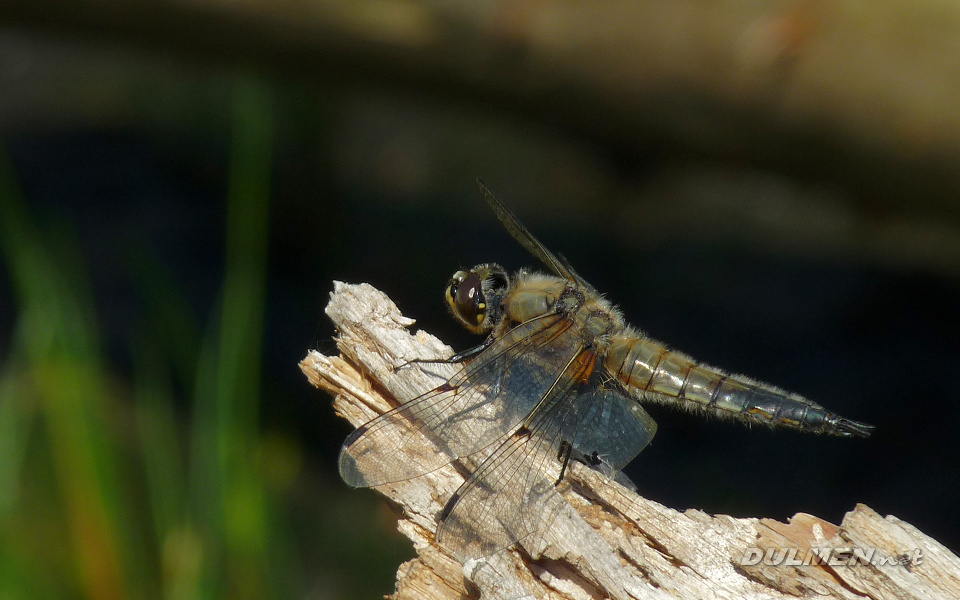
(1, 2), (959, 599)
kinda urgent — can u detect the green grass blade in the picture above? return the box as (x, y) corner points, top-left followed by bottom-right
(188, 77), (275, 600)
(0, 144), (139, 599)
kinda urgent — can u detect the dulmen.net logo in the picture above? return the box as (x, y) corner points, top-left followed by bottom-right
(739, 547), (923, 568)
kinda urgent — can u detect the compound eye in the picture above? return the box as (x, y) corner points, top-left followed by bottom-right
(446, 271), (467, 307)
(452, 271), (485, 328)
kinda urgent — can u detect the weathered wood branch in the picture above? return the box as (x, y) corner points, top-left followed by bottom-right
(301, 282), (959, 600)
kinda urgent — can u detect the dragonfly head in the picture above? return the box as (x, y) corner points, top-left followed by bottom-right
(445, 264), (509, 334)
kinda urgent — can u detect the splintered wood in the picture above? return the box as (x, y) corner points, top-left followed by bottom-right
(301, 282), (957, 600)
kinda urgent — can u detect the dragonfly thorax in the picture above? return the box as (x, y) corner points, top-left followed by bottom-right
(502, 272), (571, 326)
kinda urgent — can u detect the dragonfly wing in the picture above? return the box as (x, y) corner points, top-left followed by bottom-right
(476, 179), (598, 295)
(436, 363), (659, 559)
(436, 426), (570, 560)
(339, 313), (582, 487)
(436, 349), (614, 559)
(566, 385), (658, 477)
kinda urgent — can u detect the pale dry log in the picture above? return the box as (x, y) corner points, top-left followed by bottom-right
(301, 282), (959, 600)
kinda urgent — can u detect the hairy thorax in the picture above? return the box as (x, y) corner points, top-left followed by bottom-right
(500, 272), (627, 356)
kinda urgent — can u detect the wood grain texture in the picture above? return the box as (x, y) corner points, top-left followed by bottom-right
(302, 281), (957, 600)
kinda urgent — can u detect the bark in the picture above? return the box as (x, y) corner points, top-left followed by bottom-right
(301, 281), (959, 600)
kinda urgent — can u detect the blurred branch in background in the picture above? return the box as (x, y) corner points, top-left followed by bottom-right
(4, 0), (960, 278)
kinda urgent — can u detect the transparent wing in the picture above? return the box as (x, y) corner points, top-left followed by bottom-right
(568, 383), (658, 476)
(436, 427), (570, 560)
(436, 360), (658, 560)
(339, 312), (582, 487)
(476, 179), (598, 295)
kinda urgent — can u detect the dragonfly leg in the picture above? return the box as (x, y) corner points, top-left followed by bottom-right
(555, 440), (573, 486)
(399, 336), (494, 370)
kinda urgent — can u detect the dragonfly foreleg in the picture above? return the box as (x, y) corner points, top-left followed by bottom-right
(398, 336), (494, 370)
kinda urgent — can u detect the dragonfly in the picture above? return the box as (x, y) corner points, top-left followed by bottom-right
(338, 180), (873, 560)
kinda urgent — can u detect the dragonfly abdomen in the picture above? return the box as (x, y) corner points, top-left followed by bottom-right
(606, 336), (715, 404)
(606, 335), (873, 437)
